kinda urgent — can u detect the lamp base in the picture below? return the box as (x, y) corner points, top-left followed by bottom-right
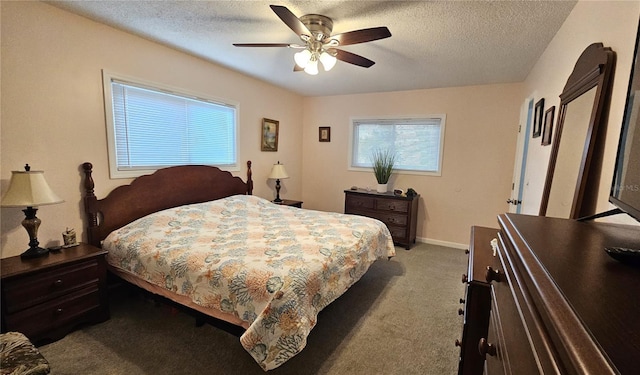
(20, 246), (49, 259)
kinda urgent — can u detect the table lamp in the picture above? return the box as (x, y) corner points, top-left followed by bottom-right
(268, 161), (289, 203)
(1, 164), (64, 258)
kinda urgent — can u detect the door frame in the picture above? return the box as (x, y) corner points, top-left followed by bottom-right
(510, 96), (534, 213)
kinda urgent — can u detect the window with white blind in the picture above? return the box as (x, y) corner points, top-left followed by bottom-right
(350, 116), (445, 175)
(102, 71), (238, 178)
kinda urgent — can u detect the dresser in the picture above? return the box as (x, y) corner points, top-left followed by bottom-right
(344, 189), (419, 249)
(1, 243), (110, 344)
(459, 214), (640, 374)
(457, 226), (498, 375)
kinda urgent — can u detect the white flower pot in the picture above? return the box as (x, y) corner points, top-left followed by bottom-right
(376, 183), (388, 193)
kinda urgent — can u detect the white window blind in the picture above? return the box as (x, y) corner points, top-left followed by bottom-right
(103, 73), (238, 178)
(351, 116), (445, 175)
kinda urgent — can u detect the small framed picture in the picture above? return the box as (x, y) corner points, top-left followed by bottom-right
(261, 118), (279, 152)
(319, 126), (331, 142)
(533, 98), (545, 138)
(542, 106), (555, 146)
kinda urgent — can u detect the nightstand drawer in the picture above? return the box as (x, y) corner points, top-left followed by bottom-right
(375, 198), (409, 213)
(3, 285), (102, 339)
(3, 259), (101, 314)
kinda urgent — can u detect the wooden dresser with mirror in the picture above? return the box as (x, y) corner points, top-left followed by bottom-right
(458, 214), (640, 374)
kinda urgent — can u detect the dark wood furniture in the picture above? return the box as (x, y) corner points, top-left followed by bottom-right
(540, 43), (616, 219)
(1, 243), (109, 344)
(344, 189), (419, 249)
(459, 213), (640, 374)
(456, 226), (498, 375)
(273, 199), (303, 208)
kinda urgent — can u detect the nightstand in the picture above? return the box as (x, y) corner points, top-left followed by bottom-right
(1, 243), (110, 344)
(273, 199), (303, 208)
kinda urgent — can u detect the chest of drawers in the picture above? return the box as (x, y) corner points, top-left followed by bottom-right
(460, 214), (640, 374)
(1, 243), (109, 343)
(344, 189), (419, 249)
(456, 226), (498, 375)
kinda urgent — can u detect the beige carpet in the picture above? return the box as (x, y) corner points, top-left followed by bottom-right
(39, 243), (467, 374)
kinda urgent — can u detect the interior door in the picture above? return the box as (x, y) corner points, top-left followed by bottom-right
(508, 97), (534, 213)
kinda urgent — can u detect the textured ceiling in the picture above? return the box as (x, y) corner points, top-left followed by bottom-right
(47, 1), (577, 97)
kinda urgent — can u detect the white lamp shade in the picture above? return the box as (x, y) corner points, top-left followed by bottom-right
(320, 51), (337, 71)
(294, 49), (312, 68)
(268, 163), (289, 180)
(1, 170), (64, 207)
(304, 59), (319, 75)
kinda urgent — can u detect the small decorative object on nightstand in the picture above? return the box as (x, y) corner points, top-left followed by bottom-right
(268, 161), (289, 203)
(274, 199), (303, 208)
(0, 164), (64, 258)
(0, 243), (110, 344)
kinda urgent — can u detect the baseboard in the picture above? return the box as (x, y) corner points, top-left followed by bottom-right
(416, 237), (468, 250)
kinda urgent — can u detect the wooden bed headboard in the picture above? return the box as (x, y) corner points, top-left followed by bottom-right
(82, 161), (253, 247)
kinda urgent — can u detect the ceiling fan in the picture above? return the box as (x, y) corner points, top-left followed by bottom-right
(233, 5), (392, 75)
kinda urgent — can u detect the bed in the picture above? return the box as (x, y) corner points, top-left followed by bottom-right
(81, 161), (395, 371)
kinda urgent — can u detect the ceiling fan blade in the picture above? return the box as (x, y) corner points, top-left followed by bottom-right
(233, 43), (292, 47)
(270, 5), (310, 37)
(330, 27), (391, 46)
(293, 64), (303, 72)
(334, 49), (375, 68)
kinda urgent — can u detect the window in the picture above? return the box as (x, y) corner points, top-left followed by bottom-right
(102, 71), (238, 178)
(350, 116), (445, 175)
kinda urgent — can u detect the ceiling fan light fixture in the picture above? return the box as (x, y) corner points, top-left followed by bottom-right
(304, 59), (319, 75)
(294, 49), (312, 68)
(319, 51), (337, 71)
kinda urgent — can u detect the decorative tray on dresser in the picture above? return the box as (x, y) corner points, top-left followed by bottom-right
(344, 189), (419, 249)
(459, 213), (640, 374)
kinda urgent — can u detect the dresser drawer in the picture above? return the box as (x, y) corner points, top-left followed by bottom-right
(370, 211), (408, 227)
(345, 195), (375, 210)
(483, 234), (539, 374)
(3, 259), (101, 314)
(3, 285), (102, 339)
(375, 198), (409, 213)
(387, 226), (408, 239)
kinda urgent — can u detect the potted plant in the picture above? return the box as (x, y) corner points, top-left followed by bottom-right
(371, 149), (396, 193)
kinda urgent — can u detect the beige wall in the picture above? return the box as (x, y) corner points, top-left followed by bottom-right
(301, 84), (522, 247)
(3, 1), (639, 258)
(521, 0), (640, 226)
(0, 1), (304, 257)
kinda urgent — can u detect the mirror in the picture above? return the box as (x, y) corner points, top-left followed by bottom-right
(540, 43), (616, 219)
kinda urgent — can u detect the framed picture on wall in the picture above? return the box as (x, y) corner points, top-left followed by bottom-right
(261, 118), (279, 151)
(542, 106), (555, 146)
(533, 98), (545, 138)
(319, 126), (331, 142)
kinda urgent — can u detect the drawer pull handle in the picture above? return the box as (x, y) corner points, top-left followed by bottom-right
(459, 298), (465, 304)
(478, 338), (496, 357)
(455, 339), (462, 347)
(485, 266), (502, 283)
(458, 308), (464, 316)
(461, 274), (468, 283)
(53, 279), (64, 287)
(55, 308), (64, 315)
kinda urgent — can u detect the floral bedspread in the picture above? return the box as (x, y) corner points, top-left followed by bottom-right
(102, 195), (395, 370)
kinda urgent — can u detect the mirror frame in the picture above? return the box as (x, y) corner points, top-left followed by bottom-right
(540, 43), (616, 219)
